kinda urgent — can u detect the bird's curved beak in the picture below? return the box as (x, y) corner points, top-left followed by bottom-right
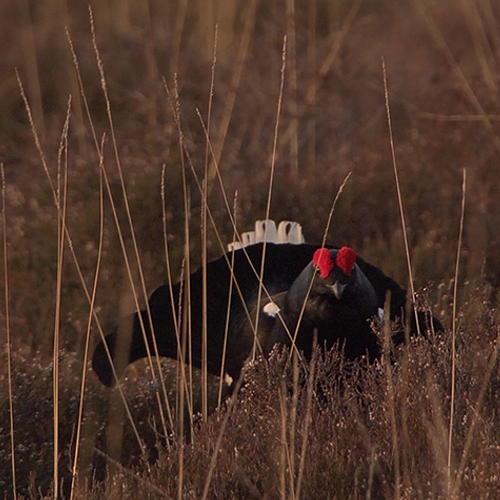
(329, 281), (346, 300)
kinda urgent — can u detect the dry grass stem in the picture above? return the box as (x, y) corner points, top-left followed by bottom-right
(69, 144), (106, 500)
(89, 8), (172, 439)
(254, 36), (288, 361)
(382, 58), (420, 337)
(382, 295), (401, 500)
(447, 169), (466, 491)
(52, 94), (71, 500)
(2, 163), (17, 499)
(4, 2), (500, 497)
(295, 335), (317, 498)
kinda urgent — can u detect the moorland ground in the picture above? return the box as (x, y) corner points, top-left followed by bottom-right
(1, 0), (500, 498)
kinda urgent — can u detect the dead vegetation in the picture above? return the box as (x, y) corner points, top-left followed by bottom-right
(1, 0), (500, 497)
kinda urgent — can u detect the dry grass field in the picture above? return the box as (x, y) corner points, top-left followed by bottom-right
(1, 0), (500, 497)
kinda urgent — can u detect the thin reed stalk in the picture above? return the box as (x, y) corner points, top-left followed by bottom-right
(88, 8), (173, 438)
(285, 171), (352, 362)
(69, 141), (106, 499)
(18, 43), (145, 460)
(52, 95), (71, 500)
(253, 36), (288, 361)
(201, 24), (218, 422)
(320, 172), (352, 248)
(160, 166), (193, 432)
(170, 74), (195, 430)
(295, 334), (317, 499)
(194, 106), (291, 364)
(182, 189), (193, 414)
(160, 163), (182, 435)
(162, 80), (206, 425)
(194, 97), (305, 334)
(280, 379), (293, 500)
(289, 351), (299, 498)
(161, 164), (180, 351)
(2, 163), (17, 499)
(382, 57), (420, 337)
(178, 262), (187, 500)
(200, 113), (209, 419)
(164, 73), (195, 497)
(218, 193), (238, 406)
(382, 293), (401, 500)
(447, 169), (466, 493)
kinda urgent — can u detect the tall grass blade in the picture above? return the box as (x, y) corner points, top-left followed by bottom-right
(201, 24), (218, 422)
(382, 57), (420, 336)
(19, 31), (145, 460)
(70, 141), (106, 499)
(254, 35), (288, 360)
(447, 169), (466, 492)
(295, 333), (317, 499)
(382, 293), (401, 500)
(290, 350), (299, 493)
(218, 193), (238, 406)
(2, 163), (17, 499)
(88, 8), (172, 438)
(320, 171), (352, 248)
(285, 171), (352, 363)
(52, 95), (71, 500)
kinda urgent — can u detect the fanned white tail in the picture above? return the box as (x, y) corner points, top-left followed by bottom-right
(228, 220), (305, 251)
(278, 220), (304, 243)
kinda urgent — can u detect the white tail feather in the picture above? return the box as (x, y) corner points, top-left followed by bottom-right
(228, 220), (305, 251)
(255, 219), (278, 243)
(242, 231), (256, 247)
(278, 220), (305, 244)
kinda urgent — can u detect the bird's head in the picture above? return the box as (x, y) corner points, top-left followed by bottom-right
(312, 246), (357, 300)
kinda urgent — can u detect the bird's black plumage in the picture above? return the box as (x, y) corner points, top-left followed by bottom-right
(92, 243), (441, 387)
(264, 247), (382, 361)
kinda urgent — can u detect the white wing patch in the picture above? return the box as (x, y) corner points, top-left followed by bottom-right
(263, 301), (281, 317)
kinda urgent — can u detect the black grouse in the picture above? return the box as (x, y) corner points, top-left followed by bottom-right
(92, 238), (442, 387)
(263, 246), (382, 361)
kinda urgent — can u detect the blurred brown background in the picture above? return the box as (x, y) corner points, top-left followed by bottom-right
(1, 0), (500, 356)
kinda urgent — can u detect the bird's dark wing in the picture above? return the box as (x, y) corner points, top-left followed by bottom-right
(92, 243), (321, 386)
(354, 254), (444, 338)
(353, 255), (408, 318)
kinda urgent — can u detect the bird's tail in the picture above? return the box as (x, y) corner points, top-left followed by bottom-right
(228, 219), (305, 251)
